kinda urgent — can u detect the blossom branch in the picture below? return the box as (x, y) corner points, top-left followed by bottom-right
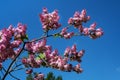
(0, 7), (104, 80)
(2, 42), (26, 80)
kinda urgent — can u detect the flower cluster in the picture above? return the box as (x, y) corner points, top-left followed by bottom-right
(39, 8), (61, 31)
(22, 54), (42, 68)
(0, 23), (27, 67)
(68, 10), (103, 39)
(81, 23), (103, 39)
(68, 9), (90, 27)
(60, 27), (74, 39)
(64, 44), (84, 63)
(23, 41), (84, 73)
(25, 39), (47, 53)
(0, 7), (104, 80)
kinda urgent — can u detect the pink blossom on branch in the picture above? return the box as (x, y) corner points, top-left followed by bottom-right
(68, 9), (103, 39)
(14, 23), (27, 40)
(0, 23), (27, 66)
(60, 27), (74, 39)
(74, 64), (83, 73)
(39, 8), (61, 31)
(82, 23), (104, 39)
(68, 9), (90, 28)
(23, 43), (84, 73)
(0, 7), (104, 80)
(25, 39), (47, 53)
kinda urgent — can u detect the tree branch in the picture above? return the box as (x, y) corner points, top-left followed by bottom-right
(2, 67), (20, 80)
(2, 26), (81, 80)
(2, 42), (26, 80)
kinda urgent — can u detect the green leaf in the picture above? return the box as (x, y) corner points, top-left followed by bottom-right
(36, 57), (40, 60)
(36, 53), (46, 60)
(54, 33), (60, 37)
(23, 34), (29, 40)
(39, 53), (45, 59)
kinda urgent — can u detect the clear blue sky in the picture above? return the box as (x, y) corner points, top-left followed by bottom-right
(0, 0), (120, 80)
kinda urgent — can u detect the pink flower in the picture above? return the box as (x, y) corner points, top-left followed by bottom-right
(89, 23), (96, 30)
(22, 58), (28, 64)
(95, 28), (103, 37)
(39, 39), (46, 47)
(80, 9), (86, 19)
(2, 28), (12, 40)
(74, 11), (80, 18)
(60, 27), (67, 35)
(16, 23), (26, 34)
(64, 64), (70, 71)
(14, 23), (27, 40)
(68, 9), (90, 27)
(89, 27), (103, 39)
(0, 44), (6, 52)
(57, 61), (64, 70)
(78, 49), (85, 57)
(45, 45), (52, 52)
(78, 25), (83, 33)
(71, 44), (77, 54)
(25, 42), (33, 52)
(60, 27), (74, 39)
(42, 7), (48, 13)
(64, 47), (71, 57)
(14, 48), (22, 55)
(8, 25), (15, 35)
(80, 9), (90, 22)
(68, 17), (73, 25)
(36, 73), (44, 80)
(65, 32), (74, 39)
(39, 8), (61, 31)
(25, 39), (47, 53)
(36, 59), (42, 65)
(74, 64), (83, 73)
(26, 69), (33, 74)
(52, 49), (58, 56)
(11, 40), (22, 48)
(29, 54), (35, 61)
(83, 27), (89, 35)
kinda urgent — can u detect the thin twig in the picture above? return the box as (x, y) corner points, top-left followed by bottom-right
(27, 34), (53, 43)
(10, 68), (25, 73)
(10, 64), (24, 72)
(9, 73), (20, 80)
(13, 64), (23, 70)
(2, 67), (20, 80)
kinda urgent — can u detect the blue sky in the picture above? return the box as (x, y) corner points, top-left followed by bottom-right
(0, 0), (120, 80)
